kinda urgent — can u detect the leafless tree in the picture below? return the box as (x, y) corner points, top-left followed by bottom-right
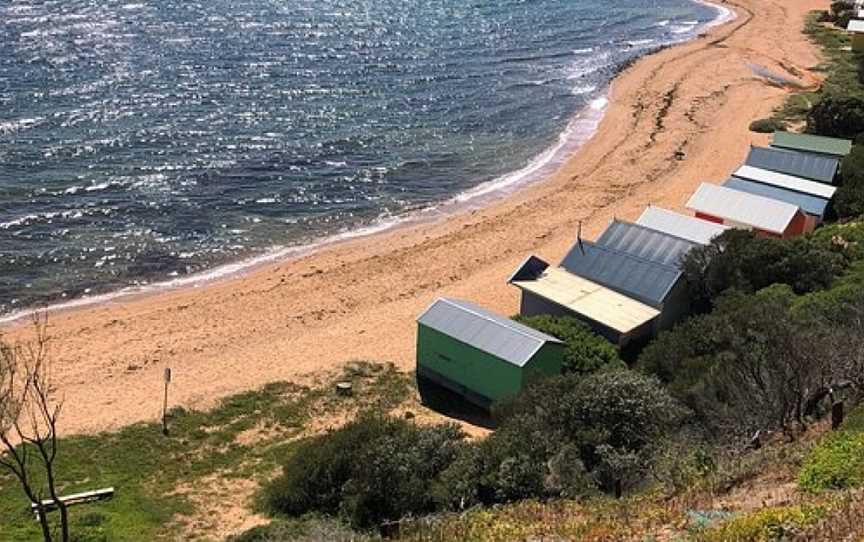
(0, 314), (69, 542)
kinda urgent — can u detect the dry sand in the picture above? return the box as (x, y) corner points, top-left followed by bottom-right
(2, 0), (827, 435)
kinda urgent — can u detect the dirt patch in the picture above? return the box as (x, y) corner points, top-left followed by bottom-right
(172, 472), (271, 541)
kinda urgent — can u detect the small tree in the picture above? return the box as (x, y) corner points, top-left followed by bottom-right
(0, 315), (69, 542)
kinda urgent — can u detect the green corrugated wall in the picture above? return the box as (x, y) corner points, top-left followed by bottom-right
(416, 324), (562, 404)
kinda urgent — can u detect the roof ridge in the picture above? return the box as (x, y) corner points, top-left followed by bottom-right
(608, 218), (698, 247)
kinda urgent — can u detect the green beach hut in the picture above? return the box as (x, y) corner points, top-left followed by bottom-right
(416, 297), (564, 409)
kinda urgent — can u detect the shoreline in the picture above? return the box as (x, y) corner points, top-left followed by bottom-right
(2, 0), (827, 435)
(0, 1), (728, 328)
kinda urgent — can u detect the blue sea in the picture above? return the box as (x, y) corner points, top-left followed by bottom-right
(0, 0), (724, 317)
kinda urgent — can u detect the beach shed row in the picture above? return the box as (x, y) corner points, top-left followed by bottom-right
(412, 131), (852, 410)
(686, 132), (846, 237)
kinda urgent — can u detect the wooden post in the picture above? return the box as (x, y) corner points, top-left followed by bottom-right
(162, 368), (172, 436)
(832, 401), (845, 430)
(336, 381), (353, 397)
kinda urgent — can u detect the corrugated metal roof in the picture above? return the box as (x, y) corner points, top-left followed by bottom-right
(596, 220), (697, 267)
(772, 131), (853, 157)
(724, 177), (829, 218)
(511, 266), (659, 334)
(745, 146), (839, 184)
(733, 165), (837, 199)
(849, 19), (864, 32)
(685, 183), (801, 234)
(417, 297), (562, 368)
(636, 206), (729, 245)
(560, 240), (681, 308)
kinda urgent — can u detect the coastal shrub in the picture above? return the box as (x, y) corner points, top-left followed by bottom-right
(436, 370), (687, 506)
(639, 286), (837, 438)
(681, 229), (848, 311)
(807, 96), (864, 140)
(748, 118), (785, 133)
(798, 432), (864, 492)
(514, 315), (624, 375)
(835, 145), (864, 218)
(830, 0), (855, 20)
(265, 415), (465, 529)
(695, 505), (825, 542)
(798, 404), (864, 493)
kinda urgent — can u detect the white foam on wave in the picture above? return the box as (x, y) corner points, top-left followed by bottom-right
(0, 117), (44, 135)
(698, 0), (735, 29)
(627, 38), (655, 47)
(571, 84), (597, 96)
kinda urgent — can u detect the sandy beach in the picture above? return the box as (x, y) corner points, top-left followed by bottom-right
(2, 0), (826, 435)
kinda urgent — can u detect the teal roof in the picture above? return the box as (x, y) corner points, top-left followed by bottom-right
(771, 131), (852, 157)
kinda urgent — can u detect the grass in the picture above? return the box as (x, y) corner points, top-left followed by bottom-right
(767, 12), (864, 127)
(0, 361), (412, 542)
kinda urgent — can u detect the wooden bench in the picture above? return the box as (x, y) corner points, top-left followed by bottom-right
(32, 487), (114, 520)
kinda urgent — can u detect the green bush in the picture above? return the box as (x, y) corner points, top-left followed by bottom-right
(265, 415), (465, 529)
(835, 145), (864, 219)
(435, 370), (687, 506)
(748, 118), (786, 133)
(681, 229), (848, 311)
(639, 286), (841, 438)
(799, 432), (864, 492)
(514, 315), (625, 375)
(696, 505), (825, 541)
(807, 96), (864, 140)
(799, 406), (864, 493)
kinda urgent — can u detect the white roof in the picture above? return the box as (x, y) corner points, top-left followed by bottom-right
(858, 9), (864, 18)
(685, 183), (801, 234)
(511, 267), (659, 334)
(733, 165), (837, 199)
(849, 19), (864, 32)
(636, 206), (729, 245)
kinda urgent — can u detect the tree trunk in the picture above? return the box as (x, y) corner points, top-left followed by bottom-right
(35, 503), (53, 542)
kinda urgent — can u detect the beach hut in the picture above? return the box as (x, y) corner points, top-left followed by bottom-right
(558, 238), (689, 332)
(732, 165), (838, 199)
(635, 205), (730, 245)
(729, 165), (836, 227)
(771, 131), (853, 157)
(744, 146), (840, 185)
(686, 183), (810, 238)
(849, 19), (864, 52)
(416, 297), (564, 409)
(508, 256), (659, 348)
(723, 178), (828, 230)
(596, 219), (698, 267)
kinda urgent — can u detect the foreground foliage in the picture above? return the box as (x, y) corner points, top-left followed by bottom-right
(0, 362), (411, 542)
(513, 315), (624, 375)
(266, 415), (465, 529)
(799, 404), (864, 493)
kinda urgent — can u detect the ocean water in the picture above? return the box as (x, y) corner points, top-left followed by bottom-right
(0, 0), (721, 317)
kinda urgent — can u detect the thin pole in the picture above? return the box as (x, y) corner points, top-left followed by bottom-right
(162, 368), (171, 436)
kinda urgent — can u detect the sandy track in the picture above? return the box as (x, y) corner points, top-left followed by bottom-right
(2, 0), (826, 435)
